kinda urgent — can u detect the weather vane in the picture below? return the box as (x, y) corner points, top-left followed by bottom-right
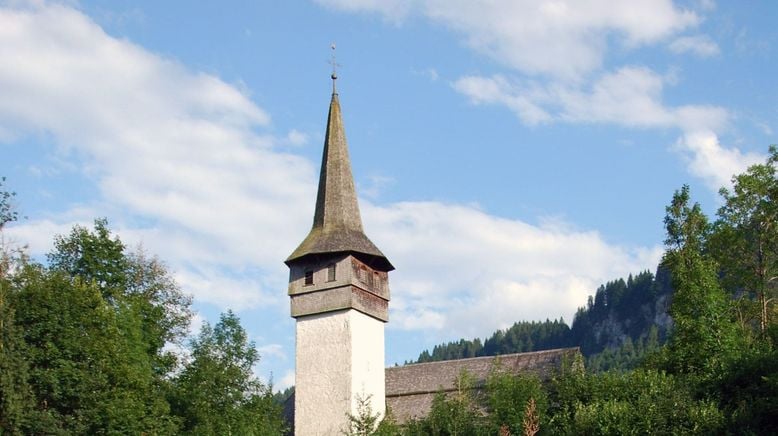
(329, 43), (341, 92)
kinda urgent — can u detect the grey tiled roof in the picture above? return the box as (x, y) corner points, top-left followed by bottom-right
(286, 92), (392, 271)
(385, 348), (579, 423)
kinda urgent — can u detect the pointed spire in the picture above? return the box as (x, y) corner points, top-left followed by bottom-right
(286, 83), (393, 271)
(313, 92), (362, 231)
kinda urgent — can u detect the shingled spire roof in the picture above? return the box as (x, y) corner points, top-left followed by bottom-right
(286, 84), (393, 271)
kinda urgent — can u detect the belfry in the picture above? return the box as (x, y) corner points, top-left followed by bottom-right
(285, 74), (393, 435)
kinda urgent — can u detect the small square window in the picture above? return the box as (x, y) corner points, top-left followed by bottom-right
(304, 270), (314, 286)
(327, 264), (336, 282)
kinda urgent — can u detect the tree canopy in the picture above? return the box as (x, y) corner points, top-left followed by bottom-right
(0, 210), (285, 434)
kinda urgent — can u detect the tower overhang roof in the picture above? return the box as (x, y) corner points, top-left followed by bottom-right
(285, 227), (394, 271)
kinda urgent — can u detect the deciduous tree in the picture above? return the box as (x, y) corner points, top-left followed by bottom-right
(0, 177), (33, 434)
(171, 310), (286, 435)
(662, 185), (740, 383)
(712, 145), (778, 337)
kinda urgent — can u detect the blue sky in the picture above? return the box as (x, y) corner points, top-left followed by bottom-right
(1, 0), (775, 390)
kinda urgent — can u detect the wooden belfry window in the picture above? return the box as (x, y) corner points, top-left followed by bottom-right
(304, 270), (314, 286)
(327, 264), (336, 282)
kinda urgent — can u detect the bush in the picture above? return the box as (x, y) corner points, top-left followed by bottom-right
(547, 368), (724, 435)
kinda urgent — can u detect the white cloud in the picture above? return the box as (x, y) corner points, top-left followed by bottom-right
(174, 268), (282, 310)
(669, 34), (720, 57)
(675, 130), (763, 191)
(558, 67), (675, 127)
(285, 129), (309, 146)
(315, 0), (415, 23)
(317, 0), (699, 79)
(441, 276), (592, 337)
(359, 174), (396, 199)
(454, 67), (725, 130)
(276, 370), (295, 392)
(5, 217), (82, 255)
(453, 75), (551, 125)
(364, 201), (663, 335)
(188, 312), (207, 337)
(412, 67), (439, 82)
(256, 343), (287, 361)
(453, 67), (759, 191)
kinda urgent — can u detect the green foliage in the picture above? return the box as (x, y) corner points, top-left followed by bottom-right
(342, 394), (404, 436)
(272, 385), (294, 405)
(11, 266), (178, 434)
(124, 249), (193, 372)
(171, 310), (286, 435)
(0, 178), (32, 434)
(711, 145), (778, 337)
(547, 369), (724, 435)
(373, 410), (404, 436)
(47, 220), (192, 375)
(570, 269), (671, 356)
(0, 177), (18, 231)
(662, 186), (741, 384)
(48, 218), (129, 299)
(0, 275), (32, 435)
(715, 345), (778, 434)
(1, 215), (285, 434)
(485, 370), (547, 435)
(30, 219), (194, 432)
(415, 318), (572, 364)
(344, 393), (381, 436)
(585, 327), (661, 373)
(396, 365), (724, 435)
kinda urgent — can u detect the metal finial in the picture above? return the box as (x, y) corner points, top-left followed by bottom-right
(329, 43), (341, 93)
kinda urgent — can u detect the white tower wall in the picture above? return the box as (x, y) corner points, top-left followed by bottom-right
(295, 309), (385, 435)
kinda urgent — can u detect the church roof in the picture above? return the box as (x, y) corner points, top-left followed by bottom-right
(385, 347), (580, 423)
(286, 87), (393, 271)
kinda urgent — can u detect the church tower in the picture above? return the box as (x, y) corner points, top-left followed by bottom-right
(285, 76), (393, 435)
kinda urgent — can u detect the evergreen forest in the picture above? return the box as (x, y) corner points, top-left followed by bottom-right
(413, 267), (672, 373)
(2, 146), (778, 435)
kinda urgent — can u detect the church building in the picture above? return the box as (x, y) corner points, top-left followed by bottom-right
(284, 75), (578, 434)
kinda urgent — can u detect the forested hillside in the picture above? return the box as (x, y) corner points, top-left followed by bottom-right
(414, 267), (673, 372)
(347, 146), (777, 435)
